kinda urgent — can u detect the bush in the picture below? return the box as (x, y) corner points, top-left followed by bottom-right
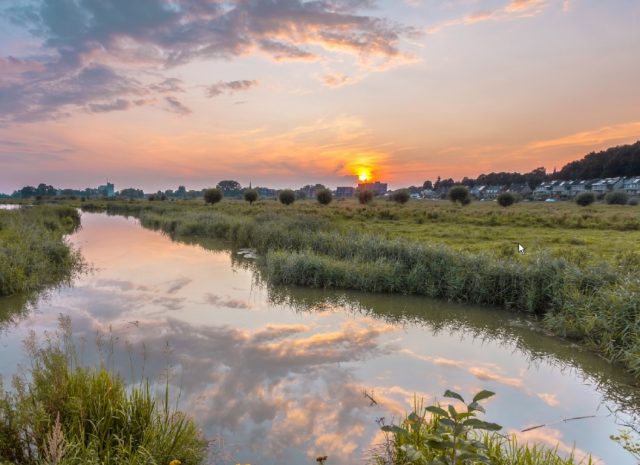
(575, 192), (596, 206)
(316, 188), (333, 206)
(204, 188), (223, 205)
(0, 319), (207, 465)
(358, 189), (374, 205)
(244, 189), (258, 205)
(448, 185), (470, 206)
(605, 190), (629, 205)
(497, 192), (516, 207)
(628, 197), (639, 206)
(391, 190), (410, 204)
(279, 189), (296, 205)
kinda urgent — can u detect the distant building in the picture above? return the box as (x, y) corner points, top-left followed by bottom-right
(97, 181), (115, 197)
(357, 181), (387, 196)
(336, 186), (355, 198)
(256, 187), (277, 198)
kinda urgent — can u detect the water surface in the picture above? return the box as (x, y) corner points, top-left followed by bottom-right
(0, 212), (638, 465)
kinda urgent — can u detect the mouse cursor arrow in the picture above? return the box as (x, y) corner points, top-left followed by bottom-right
(518, 244), (526, 255)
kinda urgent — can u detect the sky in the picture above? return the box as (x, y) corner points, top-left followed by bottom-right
(0, 0), (639, 192)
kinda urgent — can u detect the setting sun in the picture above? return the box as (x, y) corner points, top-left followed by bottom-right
(357, 169), (372, 182)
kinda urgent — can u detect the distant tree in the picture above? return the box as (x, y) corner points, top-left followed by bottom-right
(204, 188), (223, 204)
(296, 190), (307, 200)
(448, 185), (471, 206)
(176, 185), (187, 198)
(605, 190), (629, 205)
(316, 188), (333, 205)
(391, 190), (410, 204)
(422, 180), (433, 190)
(19, 186), (37, 198)
(575, 192), (596, 206)
(497, 192), (516, 207)
(554, 141), (640, 180)
(244, 189), (258, 205)
(358, 189), (374, 205)
(216, 180), (242, 197)
(279, 189), (296, 205)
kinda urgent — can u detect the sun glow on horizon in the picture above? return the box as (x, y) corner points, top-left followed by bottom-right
(357, 168), (372, 182)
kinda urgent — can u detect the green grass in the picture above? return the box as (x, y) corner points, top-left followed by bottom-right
(0, 317), (207, 465)
(0, 206), (83, 297)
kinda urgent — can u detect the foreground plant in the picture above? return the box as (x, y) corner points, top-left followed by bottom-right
(375, 389), (589, 465)
(0, 317), (207, 465)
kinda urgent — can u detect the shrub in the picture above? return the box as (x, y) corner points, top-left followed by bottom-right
(0, 319), (207, 465)
(391, 190), (410, 204)
(244, 189), (258, 205)
(316, 188), (333, 206)
(628, 197), (639, 206)
(204, 188), (223, 205)
(279, 189), (296, 205)
(497, 192), (516, 207)
(605, 190), (629, 205)
(448, 185), (470, 206)
(358, 189), (374, 205)
(575, 192), (596, 206)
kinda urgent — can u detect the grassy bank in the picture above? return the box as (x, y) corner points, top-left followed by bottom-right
(0, 318), (207, 464)
(0, 206), (82, 297)
(74, 199), (640, 379)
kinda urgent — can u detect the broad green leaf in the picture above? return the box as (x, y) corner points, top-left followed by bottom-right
(444, 389), (465, 403)
(472, 390), (495, 403)
(426, 406), (449, 418)
(467, 401), (486, 413)
(381, 425), (408, 435)
(463, 418), (503, 431)
(439, 418), (456, 428)
(447, 404), (458, 419)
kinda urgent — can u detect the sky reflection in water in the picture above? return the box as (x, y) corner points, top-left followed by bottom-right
(0, 212), (638, 465)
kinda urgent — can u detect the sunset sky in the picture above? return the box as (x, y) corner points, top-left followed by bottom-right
(1, 0), (639, 192)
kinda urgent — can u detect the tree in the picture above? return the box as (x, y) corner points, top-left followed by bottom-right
(422, 180), (433, 190)
(279, 189), (296, 205)
(316, 188), (333, 205)
(391, 190), (410, 204)
(244, 189), (258, 205)
(204, 188), (223, 204)
(216, 180), (242, 197)
(605, 190), (629, 205)
(575, 192), (596, 206)
(358, 189), (374, 205)
(497, 192), (516, 207)
(448, 185), (470, 205)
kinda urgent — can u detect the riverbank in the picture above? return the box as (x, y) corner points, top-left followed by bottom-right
(0, 205), (82, 297)
(66, 198), (640, 381)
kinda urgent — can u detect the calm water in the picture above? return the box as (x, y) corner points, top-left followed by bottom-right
(0, 212), (638, 464)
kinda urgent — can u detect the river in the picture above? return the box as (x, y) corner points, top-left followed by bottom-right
(0, 211), (638, 464)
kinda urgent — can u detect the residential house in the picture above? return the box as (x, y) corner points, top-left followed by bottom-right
(507, 184), (532, 198)
(623, 177), (640, 196)
(570, 180), (591, 197)
(483, 185), (506, 199)
(470, 185), (486, 199)
(533, 182), (553, 200)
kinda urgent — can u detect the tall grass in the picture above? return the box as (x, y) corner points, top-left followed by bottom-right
(0, 206), (82, 297)
(0, 317), (207, 465)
